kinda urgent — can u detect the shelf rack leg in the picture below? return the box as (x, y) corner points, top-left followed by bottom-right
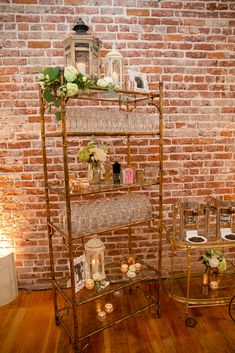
(185, 247), (196, 327)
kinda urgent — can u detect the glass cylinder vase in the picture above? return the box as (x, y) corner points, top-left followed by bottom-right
(209, 267), (220, 290)
(88, 163), (101, 185)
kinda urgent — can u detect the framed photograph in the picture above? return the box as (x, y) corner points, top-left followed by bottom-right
(67, 254), (90, 292)
(128, 69), (148, 92)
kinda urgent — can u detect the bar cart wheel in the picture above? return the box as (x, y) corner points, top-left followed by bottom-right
(185, 317), (196, 327)
(229, 295), (235, 322)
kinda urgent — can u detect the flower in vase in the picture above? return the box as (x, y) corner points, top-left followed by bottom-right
(77, 138), (107, 166)
(199, 249), (226, 272)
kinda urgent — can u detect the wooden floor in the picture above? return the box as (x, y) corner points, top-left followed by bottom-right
(0, 282), (235, 353)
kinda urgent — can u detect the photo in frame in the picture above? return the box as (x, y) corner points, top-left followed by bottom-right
(67, 254), (90, 292)
(128, 69), (148, 92)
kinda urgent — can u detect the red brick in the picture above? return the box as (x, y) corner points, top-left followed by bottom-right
(126, 9), (150, 16)
(28, 41), (51, 49)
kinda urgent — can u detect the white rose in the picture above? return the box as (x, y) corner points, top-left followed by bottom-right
(209, 255), (219, 268)
(127, 270), (136, 278)
(64, 65), (78, 82)
(66, 82), (79, 97)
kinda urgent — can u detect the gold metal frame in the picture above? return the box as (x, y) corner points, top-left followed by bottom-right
(166, 201), (235, 325)
(40, 70), (164, 352)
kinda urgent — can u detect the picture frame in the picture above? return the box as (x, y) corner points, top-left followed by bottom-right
(67, 254), (90, 292)
(128, 69), (148, 92)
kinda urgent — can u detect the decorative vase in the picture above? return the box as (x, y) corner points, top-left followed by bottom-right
(202, 270), (209, 286)
(209, 267), (220, 290)
(88, 163), (101, 185)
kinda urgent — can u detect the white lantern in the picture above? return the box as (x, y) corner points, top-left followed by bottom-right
(63, 18), (102, 77)
(103, 45), (123, 88)
(85, 236), (105, 280)
(0, 236), (18, 306)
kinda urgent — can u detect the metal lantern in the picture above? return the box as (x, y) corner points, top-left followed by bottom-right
(0, 236), (18, 306)
(62, 18), (102, 76)
(85, 236), (105, 280)
(103, 45), (123, 87)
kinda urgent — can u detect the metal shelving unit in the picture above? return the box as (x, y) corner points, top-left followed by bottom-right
(40, 73), (163, 353)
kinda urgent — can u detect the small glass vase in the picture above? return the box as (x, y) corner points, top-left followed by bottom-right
(202, 270), (209, 286)
(88, 163), (101, 185)
(209, 267), (220, 290)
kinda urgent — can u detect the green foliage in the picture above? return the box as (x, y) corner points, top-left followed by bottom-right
(39, 66), (117, 121)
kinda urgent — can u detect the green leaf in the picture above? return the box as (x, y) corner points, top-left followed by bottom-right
(55, 111), (61, 121)
(43, 89), (54, 103)
(107, 83), (117, 97)
(43, 67), (60, 81)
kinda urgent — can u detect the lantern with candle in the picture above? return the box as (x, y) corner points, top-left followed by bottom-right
(85, 236), (105, 280)
(0, 235), (18, 306)
(103, 45), (124, 88)
(62, 18), (102, 77)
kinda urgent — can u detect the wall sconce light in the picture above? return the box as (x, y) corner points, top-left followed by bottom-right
(62, 18), (102, 76)
(0, 236), (18, 306)
(85, 236), (105, 281)
(103, 45), (124, 88)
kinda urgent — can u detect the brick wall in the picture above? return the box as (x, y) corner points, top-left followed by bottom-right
(0, 0), (235, 288)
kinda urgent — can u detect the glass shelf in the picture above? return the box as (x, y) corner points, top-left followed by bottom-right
(53, 259), (158, 308)
(47, 179), (159, 197)
(49, 216), (155, 242)
(166, 272), (235, 306)
(45, 131), (160, 138)
(56, 282), (159, 343)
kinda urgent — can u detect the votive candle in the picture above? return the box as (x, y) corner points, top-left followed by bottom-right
(85, 278), (95, 290)
(121, 263), (129, 273)
(104, 303), (113, 314)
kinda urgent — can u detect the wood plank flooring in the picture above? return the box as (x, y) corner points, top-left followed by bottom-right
(0, 282), (234, 353)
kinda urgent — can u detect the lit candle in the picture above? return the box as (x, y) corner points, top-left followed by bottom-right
(85, 278), (95, 290)
(112, 71), (119, 85)
(104, 303), (113, 314)
(76, 62), (86, 75)
(135, 263), (142, 273)
(202, 272), (208, 286)
(95, 300), (103, 312)
(91, 259), (96, 274)
(210, 281), (218, 290)
(121, 263), (129, 273)
(97, 310), (107, 320)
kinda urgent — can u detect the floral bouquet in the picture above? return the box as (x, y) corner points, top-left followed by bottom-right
(39, 65), (117, 121)
(77, 138), (107, 167)
(199, 249), (227, 272)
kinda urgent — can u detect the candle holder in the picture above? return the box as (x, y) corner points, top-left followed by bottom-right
(85, 236), (105, 280)
(97, 310), (107, 321)
(85, 278), (95, 290)
(95, 299), (103, 313)
(104, 303), (113, 314)
(121, 263), (129, 273)
(135, 263), (142, 273)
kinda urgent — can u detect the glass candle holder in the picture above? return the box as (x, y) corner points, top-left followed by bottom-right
(104, 303), (113, 314)
(135, 263), (142, 273)
(85, 278), (95, 290)
(121, 263), (129, 273)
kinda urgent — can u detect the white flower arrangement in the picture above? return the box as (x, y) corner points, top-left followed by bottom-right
(64, 65), (78, 82)
(97, 76), (114, 88)
(77, 138), (107, 166)
(199, 249), (227, 272)
(39, 66), (117, 121)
